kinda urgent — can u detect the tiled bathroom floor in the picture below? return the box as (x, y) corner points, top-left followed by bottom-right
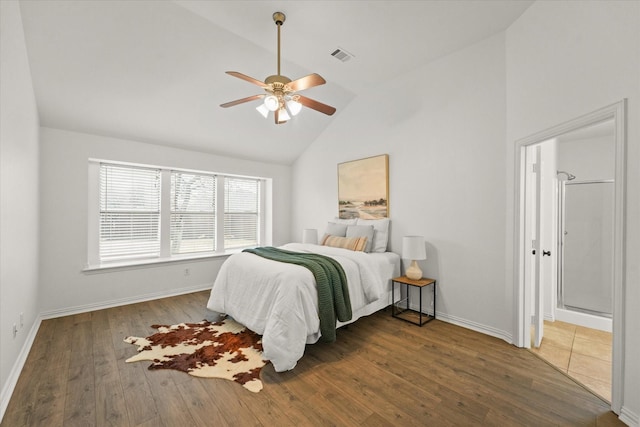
(530, 320), (612, 402)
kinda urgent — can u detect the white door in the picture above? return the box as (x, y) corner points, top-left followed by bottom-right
(533, 147), (544, 348)
(524, 145), (544, 348)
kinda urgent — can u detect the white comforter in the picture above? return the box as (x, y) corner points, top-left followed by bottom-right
(207, 243), (393, 371)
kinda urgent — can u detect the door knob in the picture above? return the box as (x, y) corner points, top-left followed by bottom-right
(543, 250), (551, 256)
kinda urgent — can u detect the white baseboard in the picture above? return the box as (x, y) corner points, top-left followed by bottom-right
(0, 283), (212, 424)
(407, 302), (513, 344)
(619, 406), (639, 427)
(40, 283), (212, 320)
(436, 311), (513, 344)
(0, 315), (42, 422)
(555, 308), (612, 332)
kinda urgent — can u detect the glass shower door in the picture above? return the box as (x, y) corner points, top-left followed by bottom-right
(560, 181), (614, 316)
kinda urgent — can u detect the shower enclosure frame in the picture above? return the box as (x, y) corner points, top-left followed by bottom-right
(556, 178), (615, 322)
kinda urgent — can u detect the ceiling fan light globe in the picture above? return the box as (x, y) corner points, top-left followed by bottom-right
(286, 100), (302, 116)
(256, 104), (269, 118)
(279, 108), (291, 121)
(264, 95), (279, 111)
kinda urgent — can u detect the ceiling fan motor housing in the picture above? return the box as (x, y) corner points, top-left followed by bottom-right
(265, 75), (292, 86)
(264, 76), (294, 110)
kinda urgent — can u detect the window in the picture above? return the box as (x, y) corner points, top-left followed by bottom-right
(171, 172), (216, 254)
(88, 160), (267, 268)
(99, 164), (161, 262)
(225, 177), (260, 249)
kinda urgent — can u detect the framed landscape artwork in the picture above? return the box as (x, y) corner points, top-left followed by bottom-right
(338, 154), (389, 219)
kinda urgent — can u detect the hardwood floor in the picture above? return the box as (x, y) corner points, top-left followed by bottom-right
(2, 291), (623, 426)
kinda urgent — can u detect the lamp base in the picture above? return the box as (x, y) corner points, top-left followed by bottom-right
(406, 260), (423, 280)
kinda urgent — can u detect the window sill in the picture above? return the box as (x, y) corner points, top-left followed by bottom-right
(83, 250), (245, 273)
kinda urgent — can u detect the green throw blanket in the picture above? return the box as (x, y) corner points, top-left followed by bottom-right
(243, 246), (352, 342)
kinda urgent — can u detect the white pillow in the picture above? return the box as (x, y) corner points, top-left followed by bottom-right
(332, 217), (357, 225)
(346, 224), (375, 253)
(324, 222), (348, 237)
(355, 218), (390, 253)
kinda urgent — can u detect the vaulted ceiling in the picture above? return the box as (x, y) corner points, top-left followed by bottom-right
(19, 1), (533, 164)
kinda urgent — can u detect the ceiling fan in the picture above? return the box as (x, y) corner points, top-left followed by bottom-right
(220, 12), (336, 125)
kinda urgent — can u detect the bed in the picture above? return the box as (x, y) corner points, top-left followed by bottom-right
(206, 219), (400, 372)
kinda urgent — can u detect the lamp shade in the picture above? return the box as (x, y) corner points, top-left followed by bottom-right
(279, 108), (291, 121)
(286, 99), (302, 116)
(264, 95), (279, 111)
(256, 104), (269, 118)
(402, 236), (426, 260)
(302, 229), (318, 244)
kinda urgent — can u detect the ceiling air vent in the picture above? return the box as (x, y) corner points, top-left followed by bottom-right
(331, 48), (354, 62)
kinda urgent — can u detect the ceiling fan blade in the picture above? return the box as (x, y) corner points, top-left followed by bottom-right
(297, 95), (336, 116)
(287, 73), (326, 92)
(225, 71), (268, 88)
(220, 94), (264, 108)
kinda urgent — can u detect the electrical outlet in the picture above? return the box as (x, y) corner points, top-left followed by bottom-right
(12, 324), (17, 338)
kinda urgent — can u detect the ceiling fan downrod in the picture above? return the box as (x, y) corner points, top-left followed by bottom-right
(273, 12), (285, 76)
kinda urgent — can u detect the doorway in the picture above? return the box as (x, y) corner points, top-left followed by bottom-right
(513, 101), (626, 413)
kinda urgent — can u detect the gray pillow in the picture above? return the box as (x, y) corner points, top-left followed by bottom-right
(332, 217), (357, 225)
(346, 224), (375, 253)
(324, 222), (348, 237)
(356, 218), (390, 253)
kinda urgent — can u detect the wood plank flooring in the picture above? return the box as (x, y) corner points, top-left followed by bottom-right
(2, 291), (623, 426)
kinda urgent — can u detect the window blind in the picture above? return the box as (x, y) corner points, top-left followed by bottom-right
(90, 160), (267, 268)
(224, 177), (260, 249)
(99, 164), (161, 261)
(170, 172), (216, 254)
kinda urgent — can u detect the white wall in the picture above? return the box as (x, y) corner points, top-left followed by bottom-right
(506, 0), (640, 422)
(558, 134), (616, 181)
(292, 33), (510, 339)
(38, 127), (291, 315)
(0, 0), (41, 416)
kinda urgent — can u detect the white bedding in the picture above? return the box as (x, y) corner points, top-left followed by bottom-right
(207, 243), (400, 371)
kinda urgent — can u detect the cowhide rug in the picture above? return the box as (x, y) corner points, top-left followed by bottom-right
(124, 318), (268, 392)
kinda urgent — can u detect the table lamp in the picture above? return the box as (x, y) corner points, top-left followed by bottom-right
(403, 235), (426, 280)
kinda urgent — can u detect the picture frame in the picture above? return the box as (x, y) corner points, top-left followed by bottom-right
(338, 154), (389, 219)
